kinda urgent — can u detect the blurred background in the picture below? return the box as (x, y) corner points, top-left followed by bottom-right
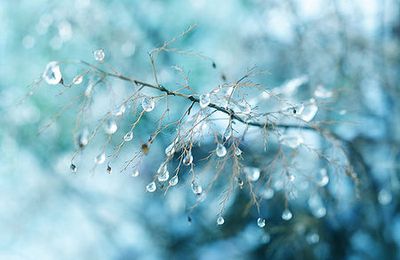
(0, 0), (399, 259)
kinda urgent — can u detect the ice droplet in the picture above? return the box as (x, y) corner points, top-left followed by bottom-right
(216, 143), (227, 157)
(306, 232), (320, 244)
(282, 209), (293, 221)
(199, 93), (211, 108)
(217, 216), (225, 225)
(141, 97), (155, 112)
(257, 218), (266, 228)
(43, 61), (62, 85)
(94, 152), (106, 164)
(123, 131), (133, 142)
(146, 181), (156, 192)
(169, 175), (179, 186)
(93, 49), (105, 61)
(244, 167), (260, 182)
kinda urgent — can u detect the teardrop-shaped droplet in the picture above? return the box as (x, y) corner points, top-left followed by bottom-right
(183, 151), (193, 166)
(317, 168), (329, 187)
(244, 167), (260, 182)
(158, 168), (169, 182)
(107, 164), (112, 174)
(93, 49), (105, 61)
(123, 131), (133, 142)
(84, 83), (93, 97)
(257, 218), (266, 228)
(223, 128), (232, 141)
(141, 97), (155, 112)
(217, 216), (225, 225)
(78, 128), (89, 148)
(132, 169), (139, 177)
(94, 152), (106, 164)
(43, 61), (62, 85)
(169, 175), (179, 186)
(113, 104), (126, 116)
(216, 143), (227, 157)
(199, 93), (211, 108)
(234, 147), (242, 156)
(70, 163), (77, 173)
(282, 209), (293, 221)
(261, 188), (274, 199)
(146, 181), (156, 192)
(191, 181), (203, 195)
(300, 99), (318, 122)
(165, 143), (176, 157)
(104, 119), (118, 135)
(72, 75), (83, 85)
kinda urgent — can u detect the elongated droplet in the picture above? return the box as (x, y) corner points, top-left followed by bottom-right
(70, 163), (77, 173)
(107, 164), (112, 174)
(300, 98), (318, 122)
(146, 181), (156, 192)
(72, 75), (83, 85)
(93, 49), (105, 61)
(257, 218), (266, 228)
(317, 168), (329, 187)
(142, 97), (155, 112)
(282, 209), (293, 221)
(165, 143), (176, 157)
(43, 61), (62, 85)
(183, 151), (193, 166)
(244, 167), (260, 182)
(95, 152), (106, 164)
(217, 216), (225, 225)
(216, 143), (227, 157)
(223, 128), (232, 141)
(113, 104), (126, 116)
(199, 93), (210, 108)
(132, 169), (139, 177)
(191, 181), (203, 195)
(105, 119), (118, 135)
(123, 131), (133, 142)
(158, 168), (169, 182)
(169, 175), (179, 186)
(78, 128), (89, 148)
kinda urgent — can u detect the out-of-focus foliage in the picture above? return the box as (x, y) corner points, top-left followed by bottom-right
(0, 0), (399, 259)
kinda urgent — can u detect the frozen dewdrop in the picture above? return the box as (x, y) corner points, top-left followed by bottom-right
(217, 216), (225, 225)
(282, 209), (293, 221)
(104, 119), (118, 135)
(93, 49), (105, 61)
(70, 163), (77, 173)
(141, 97), (155, 112)
(146, 181), (156, 192)
(216, 143), (227, 157)
(123, 131), (133, 142)
(244, 167), (260, 182)
(169, 175), (179, 186)
(94, 152), (106, 164)
(257, 218), (266, 228)
(165, 143), (176, 157)
(191, 181), (203, 195)
(72, 75), (83, 85)
(131, 169), (139, 177)
(43, 61), (62, 85)
(183, 151), (193, 166)
(199, 93), (211, 108)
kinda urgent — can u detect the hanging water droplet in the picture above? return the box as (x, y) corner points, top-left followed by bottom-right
(199, 93), (211, 108)
(378, 189), (392, 205)
(43, 61), (62, 85)
(306, 232), (320, 244)
(223, 128), (233, 141)
(169, 175), (179, 186)
(244, 167), (260, 182)
(165, 142), (176, 157)
(300, 98), (318, 122)
(216, 143), (227, 157)
(261, 187), (274, 199)
(183, 151), (193, 166)
(104, 119), (118, 135)
(141, 97), (155, 112)
(308, 194), (326, 218)
(282, 209), (293, 221)
(157, 163), (169, 182)
(72, 75), (83, 85)
(107, 164), (112, 174)
(78, 128), (89, 148)
(70, 163), (77, 173)
(191, 181), (203, 195)
(280, 135), (303, 149)
(123, 131), (133, 142)
(146, 181), (156, 192)
(113, 104), (126, 116)
(237, 177), (244, 189)
(217, 216), (225, 225)
(132, 169), (139, 177)
(257, 218), (266, 228)
(93, 49), (105, 61)
(317, 168), (329, 187)
(94, 152), (106, 164)
(234, 147), (242, 156)
(288, 173), (296, 182)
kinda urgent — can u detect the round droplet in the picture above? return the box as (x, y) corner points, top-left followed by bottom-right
(282, 209), (293, 221)
(257, 217), (266, 228)
(183, 151), (193, 166)
(306, 232), (320, 244)
(123, 131), (133, 142)
(157, 168), (169, 182)
(105, 119), (118, 135)
(141, 97), (155, 112)
(43, 61), (62, 85)
(191, 181), (203, 195)
(146, 181), (156, 192)
(244, 167), (260, 182)
(72, 75), (83, 85)
(95, 152), (106, 164)
(70, 163), (77, 173)
(93, 49), (105, 61)
(234, 147), (242, 156)
(132, 169), (139, 177)
(199, 93), (210, 108)
(169, 175), (179, 186)
(378, 189), (392, 205)
(261, 188), (274, 199)
(217, 216), (225, 225)
(216, 143), (227, 157)
(165, 143), (176, 157)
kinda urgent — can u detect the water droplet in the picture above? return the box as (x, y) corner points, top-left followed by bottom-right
(378, 189), (392, 205)
(95, 152), (106, 164)
(317, 168), (329, 187)
(157, 163), (169, 182)
(93, 49), (105, 61)
(199, 93), (210, 108)
(299, 98), (318, 122)
(261, 188), (274, 199)
(169, 175), (179, 186)
(308, 195), (326, 218)
(237, 178), (244, 189)
(223, 128), (233, 141)
(261, 233), (271, 244)
(257, 218), (266, 228)
(234, 147), (242, 156)
(217, 216), (225, 225)
(280, 135), (303, 149)
(84, 83), (93, 97)
(183, 151), (193, 166)
(43, 61), (62, 85)
(306, 232), (320, 244)
(146, 181), (156, 192)
(70, 163), (77, 173)
(72, 75), (83, 85)
(165, 142), (176, 157)
(123, 131), (133, 142)
(132, 169), (139, 177)
(314, 85), (333, 99)
(113, 104), (126, 116)
(141, 97), (155, 112)
(288, 173), (295, 182)
(104, 119), (118, 135)
(240, 102), (251, 114)
(216, 143), (227, 157)
(107, 164), (112, 174)
(244, 167), (260, 182)
(282, 209), (293, 221)
(78, 128), (89, 148)
(191, 181), (203, 195)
